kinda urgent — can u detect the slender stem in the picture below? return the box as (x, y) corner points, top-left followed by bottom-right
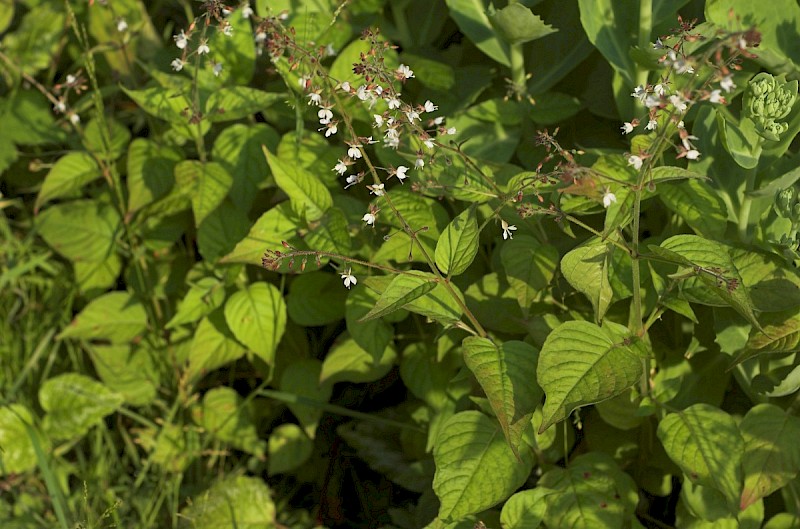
(510, 43), (527, 100)
(738, 167), (757, 242)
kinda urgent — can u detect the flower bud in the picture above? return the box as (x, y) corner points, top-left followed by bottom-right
(775, 187), (796, 218)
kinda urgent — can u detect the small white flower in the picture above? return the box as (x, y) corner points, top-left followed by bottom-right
(368, 183), (385, 196)
(423, 100), (437, 113)
(653, 83), (667, 97)
(69, 112), (80, 125)
(66, 74), (77, 85)
(424, 138), (435, 150)
(414, 157), (424, 170)
(669, 94), (687, 113)
(341, 268), (357, 289)
(348, 144), (362, 159)
(308, 92), (322, 106)
(446, 127), (457, 135)
(395, 165), (409, 182)
(334, 159), (348, 175)
(53, 100), (66, 113)
(117, 18), (128, 33)
(708, 89), (724, 104)
(645, 94), (661, 109)
(602, 189), (617, 208)
(324, 44), (336, 57)
(396, 64), (414, 79)
(433, 116), (444, 126)
(242, 3), (254, 18)
(677, 120), (686, 129)
(646, 119), (658, 131)
(212, 60), (223, 77)
(197, 38), (210, 55)
(362, 212), (376, 226)
(501, 219), (517, 240)
(174, 30), (188, 49)
(374, 85), (384, 96)
(255, 31), (267, 43)
(324, 122), (338, 137)
(340, 81), (351, 92)
(653, 38), (664, 49)
(387, 96), (401, 110)
(621, 122), (635, 135)
(405, 109), (420, 122)
(681, 134), (699, 150)
(365, 136), (378, 144)
(356, 85), (370, 101)
(318, 107), (333, 125)
(298, 75), (311, 89)
(628, 154), (644, 170)
(373, 114), (384, 128)
(631, 85), (647, 103)
(720, 74), (736, 93)
(345, 174), (359, 189)
(171, 58), (185, 71)
(685, 149), (701, 160)
(223, 24), (234, 37)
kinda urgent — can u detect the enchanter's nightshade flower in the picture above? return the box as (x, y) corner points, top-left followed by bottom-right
(501, 219), (517, 240)
(423, 100), (437, 113)
(223, 24), (234, 37)
(318, 107), (333, 125)
(387, 96), (401, 110)
(212, 61), (223, 77)
(324, 44), (336, 57)
(340, 81), (351, 92)
(424, 138), (435, 150)
(621, 122), (635, 135)
(446, 127), (457, 135)
(396, 64), (414, 79)
(362, 212), (376, 226)
(255, 31), (267, 43)
(54, 100), (66, 113)
(628, 155), (644, 170)
(433, 116), (444, 126)
(242, 3), (253, 18)
(334, 159), (348, 175)
(323, 122), (338, 137)
(646, 119), (658, 131)
(347, 143), (362, 159)
(395, 166), (409, 182)
(69, 113), (80, 125)
(171, 58), (185, 71)
(415, 157), (424, 170)
(669, 94), (687, 113)
(654, 83), (667, 97)
(631, 85), (647, 103)
(345, 174), (359, 189)
(174, 30), (188, 49)
(602, 189), (617, 208)
(685, 149), (701, 160)
(406, 109), (420, 122)
(117, 18), (128, 33)
(720, 74), (736, 93)
(308, 91), (322, 106)
(708, 89), (724, 104)
(198, 39), (210, 55)
(341, 268), (357, 289)
(374, 114), (384, 127)
(368, 183), (385, 196)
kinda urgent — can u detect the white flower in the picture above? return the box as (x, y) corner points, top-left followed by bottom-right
(644, 94), (661, 109)
(242, 3), (254, 18)
(117, 18), (128, 33)
(423, 100), (437, 113)
(341, 268), (357, 289)
(414, 157), (424, 170)
(324, 44), (336, 57)
(212, 60), (223, 77)
(174, 30), (188, 49)
(720, 74), (736, 93)
(653, 83), (667, 96)
(685, 149), (701, 160)
(368, 183), (385, 196)
(373, 114), (384, 127)
(348, 144), (362, 159)
(628, 155), (643, 170)
(424, 138), (435, 150)
(446, 127), (457, 135)
(621, 122), (635, 135)
(653, 38), (664, 49)
(171, 58), (185, 71)
(197, 38), (210, 55)
(387, 96), (401, 110)
(708, 89), (724, 104)
(396, 64), (414, 79)
(66, 74), (76, 85)
(356, 85), (370, 101)
(324, 122), (338, 137)
(345, 174), (359, 189)
(308, 92), (322, 106)
(395, 165), (409, 182)
(681, 134), (698, 150)
(631, 85), (647, 103)
(53, 100), (66, 113)
(501, 219), (517, 240)
(602, 189), (617, 208)
(69, 113), (80, 125)
(318, 107), (333, 125)
(255, 31), (267, 43)
(334, 159), (348, 175)
(405, 109), (420, 122)
(433, 116), (444, 126)
(646, 119), (658, 131)
(223, 24), (234, 37)
(340, 81), (351, 92)
(362, 212), (376, 226)
(669, 94), (687, 113)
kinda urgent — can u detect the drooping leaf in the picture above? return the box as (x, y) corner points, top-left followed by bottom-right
(167, 276), (226, 329)
(538, 321), (643, 432)
(346, 287), (394, 360)
(359, 274), (438, 322)
(180, 475), (276, 529)
(221, 203), (299, 265)
(37, 199), (120, 263)
(400, 342), (458, 410)
(127, 139), (182, 213)
(268, 423), (313, 475)
(319, 337), (396, 385)
(659, 179), (728, 238)
(500, 488), (551, 529)
(433, 411), (534, 520)
(287, 272), (348, 326)
(280, 359), (332, 438)
(501, 235), (559, 315)
(224, 282), (287, 366)
(35, 152), (101, 211)
(560, 238), (614, 323)
(488, 3), (557, 45)
(435, 206), (480, 276)
(174, 161), (233, 226)
(445, 0), (510, 66)
(187, 311), (247, 380)
(88, 344), (160, 406)
(83, 116), (131, 161)
(40, 373), (123, 440)
(738, 309), (800, 364)
(193, 387), (264, 456)
(657, 403), (743, 508)
(739, 404), (800, 509)
(58, 291), (147, 344)
(265, 148), (332, 221)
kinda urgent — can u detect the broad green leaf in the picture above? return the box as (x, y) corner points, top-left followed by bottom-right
(174, 161), (233, 226)
(447, 109), (521, 163)
(276, 131), (341, 184)
(127, 138), (182, 213)
(180, 475), (276, 529)
(433, 411), (533, 520)
(717, 113), (762, 169)
(464, 272), (527, 334)
(304, 207), (351, 255)
(399, 52), (455, 91)
(740, 309), (800, 364)
(207, 9), (255, 84)
(488, 3), (557, 45)
(462, 337), (541, 455)
(1, 5), (65, 76)
(265, 148), (332, 221)
(144, 422), (200, 473)
(657, 404), (743, 507)
(561, 238), (614, 323)
(268, 423), (313, 475)
(445, 0), (511, 66)
(167, 277), (226, 329)
(193, 387), (264, 456)
(732, 247), (800, 312)
(400, 343), (457, 409)
(58, 291), (147, 344)
(435, 206), (480, 276)
(501, 235), (558, 314)
(89, 344), (159, 406)
(197, 199), (252, 261)
(359, 274), (437, 322)
(538, 321), (643, 432)
(83, 116), (131, 161)
(0, 405), (42, 476)
(577, 0), (636, 87)
(121, 84), (189, 122)
(36, 199), (120, 263)
(287, 272), (347, 326)
(221, 203), (299, 265)
(35, 152), (101, 211)
(225, 282), (286, 367)
(74, 253), (122, 294)
(649, 166), (710, 184)
(280, 359), (332, 438)
(540, 452), (639, 528)
(528, 92), (582, 125)
(659, 179), (728, 238)
(500, 488), (550, 529)
(40, 373), (123, 440)
(346, 287), (394, 359)
(187, 311), (247, 379)
(739, 404), (800, 509)
(764, 513), (800, 529)
(205, 87), (286, 122)
(320, 337), (397, 385)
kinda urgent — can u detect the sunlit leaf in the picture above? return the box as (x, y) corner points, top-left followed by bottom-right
(435, 205), (480, 276)
(224, 282), (287, 366)
(40, 373), (123, 440)
(58, 291), (147, 344)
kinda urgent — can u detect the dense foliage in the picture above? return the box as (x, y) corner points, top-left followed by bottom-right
(3, 0), (800, 528)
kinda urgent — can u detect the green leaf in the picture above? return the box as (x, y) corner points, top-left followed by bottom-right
(739, 404), (800, 509)
(435, 206), (481, 276)
(433, 411), (533, 520)
(463, 338), (541, 455)
(287, 272), (347, 326)
(359, 274), (438, 322)
(717, 113), (762, 169)
(207, 9), (256, 84)
(126, 139), (182, 213)
(268, 424), (313, 475)
(122, 84), (189, 122)
(58, 291), (147, 344)
(0, 405), (42, 476)
(83, 117), (131, 161)
(363, 273), (464, 325)
(561, 238), (614, 323)
(36, 199), (120, 263)
(221, 203), (299, 265)
(40, 373), (123, 440)
(500, 488), (550, 529)
(205, 87), (286, 122)
(193, 387), (264, 456)
(89, 344), (159, 406)
(265, 148), (332, 221)
(187, 312), (247, 379)
(577, 0), (636, 87)
(35, 152), (101, 211)
(400, 343), (457, 409)
(167, 277), (226, 329)
(740, 309), (800, 363)
(501, 235), (558, 315)
(224, 282), (286, 367)
(528, 92), (582, 125)
(445, 0), (511, 66)
(197, 199), (252, 261)
(489, 3), (557, 45)
(538, 321), (643, 432)
(657, 403), (743, 507)
(180, 476), (276, 529)
(74, 252), (122, 295)
(659, 179), (728, 238)
(174, 161), (233, 226)
(346, 287), (394, 359)
(280, 359), (332, 438)
(320, 337), (397, 385)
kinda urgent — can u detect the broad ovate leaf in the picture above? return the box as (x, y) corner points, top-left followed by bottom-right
(221, 203), (299, 266)
(268, 423), (313, 475)
(435, 205), (480, 276)
(264, 148), (332, 221)
(37, 199), (120, 263)
(489, 3), (557, 45)
(359, 274), (437, 322)
(180, 475), (276, 529)
(58, 291), (147, 344)
(319, 337), (396, 385)
(501, 235), (558, 315)
(500, 488), (551, 529)
(40, 373), (123, 440)
(538, 321), (643, 432)
(280, 359), (332, 438)
(0, 404), (43, 476)
(739, 404), (800, 509)
(224, 282), (287, 367)
(187, 311), (247, 380)
(433, 411), (533, 521)
(174, 161), (233, 226)
(193, 387), (264, 456)
(35, 152), (101, 211)
(561, 238), (614, 323)
(657, 403), (743, 508)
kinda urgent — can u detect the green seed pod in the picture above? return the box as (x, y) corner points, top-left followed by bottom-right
(775, 187), (796, 218)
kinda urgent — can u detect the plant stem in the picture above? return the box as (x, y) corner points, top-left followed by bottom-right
(738, 167), (757, 242)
